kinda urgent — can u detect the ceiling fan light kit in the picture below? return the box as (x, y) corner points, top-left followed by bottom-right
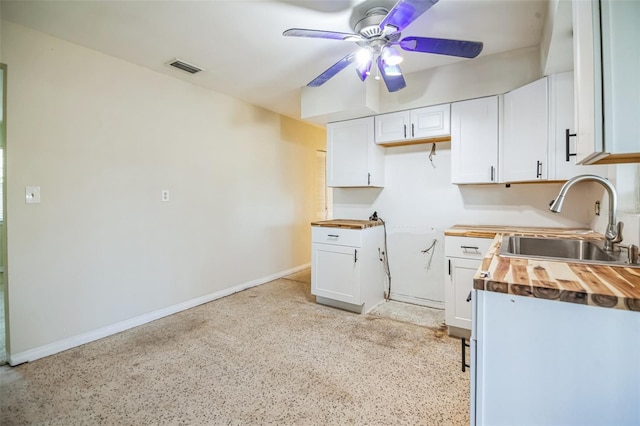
(283, 0), (483, 93)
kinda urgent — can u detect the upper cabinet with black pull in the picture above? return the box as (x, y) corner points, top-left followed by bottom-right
(451, 96), (499, 184)
(327, 117), (385, 188)
(374, 104), (451, 147)
(501, 73), (606, 183)
(501, 77), (550, 183)
(573, 0), (640, 165)
(549, 72), (607, 180)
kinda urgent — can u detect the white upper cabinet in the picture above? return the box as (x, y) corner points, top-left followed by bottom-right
(573, 0), (640, 164)
(451, 96), (499, 184)
(375, 104), (450, 146)
(548, 72), (608, 180)
(501, 77), (549, 182)
(327, 117), (385, 188)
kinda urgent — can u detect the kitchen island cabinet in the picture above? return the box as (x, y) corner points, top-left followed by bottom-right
(311, 220), (385, 314)
(472, 289), (640, 426)
(470, 230), (640, 425)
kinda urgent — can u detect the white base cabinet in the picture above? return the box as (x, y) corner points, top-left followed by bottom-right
(444, 236), (493, 332)
(311, 225), (385, 314)
(472, 290), (640, 425)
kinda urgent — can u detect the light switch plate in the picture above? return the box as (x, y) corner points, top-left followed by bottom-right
(26, 186), (41, 204)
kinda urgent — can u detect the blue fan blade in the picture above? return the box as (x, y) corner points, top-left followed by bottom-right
(377, 56), (406, 92)
(379, 0), (439, 33)
(283, 28), (362, 41)
(308, 52), (356, 87)
(400, 36), (483, 58)
(355, 58), (372, 81)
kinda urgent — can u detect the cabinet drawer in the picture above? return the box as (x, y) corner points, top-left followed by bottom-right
(312, 227), (363, 247)
(445, 236), (493, 258)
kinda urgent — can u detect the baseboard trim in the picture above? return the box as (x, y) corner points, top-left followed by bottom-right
(8, 263), (310, 366)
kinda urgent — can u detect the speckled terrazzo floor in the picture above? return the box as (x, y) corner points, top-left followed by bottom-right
(0, 269), (469, 425)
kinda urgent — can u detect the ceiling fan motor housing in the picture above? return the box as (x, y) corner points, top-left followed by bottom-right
(350, 0), (397, 38)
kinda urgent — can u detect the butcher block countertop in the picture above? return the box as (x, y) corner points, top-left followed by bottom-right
(444, 224), (601, 239)
(448, 225), (640, 312)
(311, 219), (383, 229)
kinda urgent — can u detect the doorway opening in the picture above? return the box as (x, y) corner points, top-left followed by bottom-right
(315, 150), (333, 221)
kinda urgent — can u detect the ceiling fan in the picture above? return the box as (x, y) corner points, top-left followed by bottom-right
(283, 0), (483, 92)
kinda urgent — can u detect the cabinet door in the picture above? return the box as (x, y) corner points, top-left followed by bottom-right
(451, 96), (499, 184)
(549, 72), (608, 180)
(312, 243), (361, 305)
(573, 0), (605, 164)
(601, 0), (640, 156)
(410, 104), (451, 139)
(475, 291), (640, 425)
(502, 77), (549, 182)
(445, 257), (478, 330)
(327, 117), (374, 187)
(375, 111), (409, 144)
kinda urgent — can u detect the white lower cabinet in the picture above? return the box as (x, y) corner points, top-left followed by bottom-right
(311, 225), (385, 313)
(472, 290), (640, 425)
(444, 236), (493, 333)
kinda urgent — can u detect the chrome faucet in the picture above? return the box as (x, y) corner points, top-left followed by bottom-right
(549, 174), (623, 251)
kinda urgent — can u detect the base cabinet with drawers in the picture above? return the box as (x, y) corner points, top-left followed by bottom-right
(444, 236), (493, 334)
(311, 224), (385, 314)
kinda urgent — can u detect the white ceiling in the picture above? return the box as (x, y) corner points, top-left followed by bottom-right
(1, 0), (549, 121)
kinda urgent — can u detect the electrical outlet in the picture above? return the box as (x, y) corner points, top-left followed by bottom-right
(161, 190), (170, 202)
(25, 186), (41, 204)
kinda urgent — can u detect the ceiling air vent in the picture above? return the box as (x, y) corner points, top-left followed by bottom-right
(167, 59), (203, 74)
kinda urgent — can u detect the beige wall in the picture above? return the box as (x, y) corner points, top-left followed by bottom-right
(1, 21), (325, 358)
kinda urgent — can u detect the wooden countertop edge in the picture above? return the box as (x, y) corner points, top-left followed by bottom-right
(310, 220), (383, 229)
(473, 233), (640, 312)
(445, 225), (599, 240)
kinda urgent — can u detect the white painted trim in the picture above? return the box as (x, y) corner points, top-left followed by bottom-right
(7, 263), (310, 366)
(390, 293), (445, 310)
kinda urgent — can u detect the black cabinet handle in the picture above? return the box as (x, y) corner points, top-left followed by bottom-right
(490, 166), (495, 182)
(411, 123), (415, 138)
(448, 259), (451, 275)
(461, 245), (479, 251)
(462, 338), (471, 372)
(354, 249), (358, 263)
(565, 129), (577, 162)
(403, 124), (407, 138)
(367, 173), (371, 186)
(536, 160), (542, 178)
(327, 234), (339, 238)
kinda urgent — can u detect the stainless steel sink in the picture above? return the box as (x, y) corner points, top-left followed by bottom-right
(499, 236), (639, 268)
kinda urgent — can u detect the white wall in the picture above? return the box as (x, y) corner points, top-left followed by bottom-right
(333, 143), (603, 307)
(378, 46), (542, 114)
(1, 21), (325, 360)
